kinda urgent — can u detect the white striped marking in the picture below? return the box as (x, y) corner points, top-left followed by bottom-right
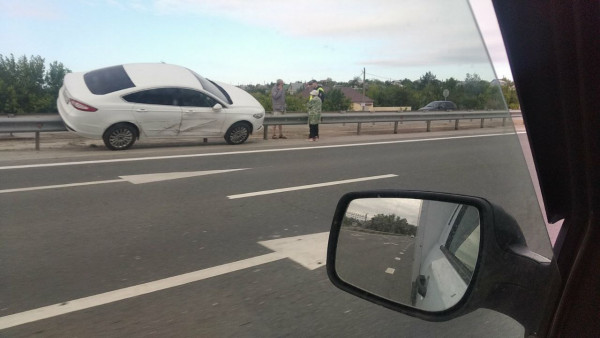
(0, 252), (285, 330)
(0, 169), (248, 194)
(0, 133), (517, 171)
(385, 268), (396, 274)
(227, 174), (398, 199)
(0, 232), (329, 330)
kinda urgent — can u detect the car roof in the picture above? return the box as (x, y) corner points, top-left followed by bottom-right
(122, 63), (201, 89)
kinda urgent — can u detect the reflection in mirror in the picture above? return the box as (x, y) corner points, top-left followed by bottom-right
(335, 198), (481, 312)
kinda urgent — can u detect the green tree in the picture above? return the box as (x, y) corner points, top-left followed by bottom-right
(323, 88), (351, 111)
(500, 77), (520, 109)
(45, 61), (71, 101)
(0, 54), (71, 114)
(285, 94), (306, 112)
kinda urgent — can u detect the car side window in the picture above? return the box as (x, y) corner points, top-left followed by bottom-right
(178, 88), (218, 108)
(123, 88), (180, 106)
(441, 205), (480, 283)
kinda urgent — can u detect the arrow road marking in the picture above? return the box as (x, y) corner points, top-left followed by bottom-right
(258, 232), (329, 270)
(0, 169), (248, 194)
(227, 174), (398, 199)
(0, 232), (329, 330)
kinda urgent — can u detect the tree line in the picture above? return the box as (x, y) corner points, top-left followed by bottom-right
(0, 54), (519, 115)
(0, 54), (71, 114)
(343, 213), (417, 236)
(247, 71), (519, 113)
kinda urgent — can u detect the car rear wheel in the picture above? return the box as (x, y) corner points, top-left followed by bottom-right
(103, 123), (137, 150)
(224, 122), (251, 145)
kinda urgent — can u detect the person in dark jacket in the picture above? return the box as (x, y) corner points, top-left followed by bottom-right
(307, 80), (324, 102)
(271, 79), (286, 139)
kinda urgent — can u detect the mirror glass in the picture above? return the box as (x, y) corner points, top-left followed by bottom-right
(335, 198), (481, 311)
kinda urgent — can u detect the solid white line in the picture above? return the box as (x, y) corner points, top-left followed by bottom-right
(0, 133), (514, 171)
(0, 252), (285, 330)
(227, 174), (398, 199)
(0, 179), (124, 194)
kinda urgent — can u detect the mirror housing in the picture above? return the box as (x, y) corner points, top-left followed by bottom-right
(213, 103), (223, 112)
(327, 190), (560, 336)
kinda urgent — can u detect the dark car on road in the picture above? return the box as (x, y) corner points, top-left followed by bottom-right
(418, 101), (457, 111)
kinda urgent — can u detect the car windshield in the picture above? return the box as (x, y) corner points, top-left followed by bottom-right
(190, 70), (233, 105)
(0, 0), (554, 337)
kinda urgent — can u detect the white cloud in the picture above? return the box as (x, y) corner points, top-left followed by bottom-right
(0, 1), (61, 20)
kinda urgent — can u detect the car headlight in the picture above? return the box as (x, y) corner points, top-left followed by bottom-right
(253, 113), (264, 119)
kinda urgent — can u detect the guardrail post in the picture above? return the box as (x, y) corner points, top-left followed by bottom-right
(356, 123), (362, 135)
(455, 120), (459, 130)
(480, 118), (485, 128)
(35, 131), (40, 150)
(502, 117), (507, 126)
(264, 127), (268, 140)
(394, 122), (398, 134)
(426, 121), (431, 132)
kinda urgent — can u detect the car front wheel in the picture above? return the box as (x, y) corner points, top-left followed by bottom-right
(224, 122), (251, 145)
(103, 123), (137, 150)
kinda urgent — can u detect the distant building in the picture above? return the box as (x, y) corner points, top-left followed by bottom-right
(339, 87), (374, 111)
(300, 86), (375, 111)
(490, 79), (508, 87)
(287, 81), (305, 94)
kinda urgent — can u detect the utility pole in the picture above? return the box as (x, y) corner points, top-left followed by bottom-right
(362, 68), (366, 111)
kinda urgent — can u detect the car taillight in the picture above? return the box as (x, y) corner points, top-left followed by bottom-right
(70, 99), (98, 112)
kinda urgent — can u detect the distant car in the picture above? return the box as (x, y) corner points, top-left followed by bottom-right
(57, 63), (265, 150)
(418, 101), (457, 111)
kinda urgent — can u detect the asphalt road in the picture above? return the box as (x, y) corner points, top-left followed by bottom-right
(336, 230), (415, 305)
(0, 129), (546, 337)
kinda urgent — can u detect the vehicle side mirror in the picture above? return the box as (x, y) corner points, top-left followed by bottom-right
(213, 103), (223, 112)
(326, 190), (560, 337)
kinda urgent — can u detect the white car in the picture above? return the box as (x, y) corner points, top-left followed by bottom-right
(57, 63), (265, 150)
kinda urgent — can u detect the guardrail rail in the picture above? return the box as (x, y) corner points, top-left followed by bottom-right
(262, 110), (510, 139)
(1, 110), (511, 149)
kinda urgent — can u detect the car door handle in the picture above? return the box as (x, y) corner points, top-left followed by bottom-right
(136, 108), (147, 112)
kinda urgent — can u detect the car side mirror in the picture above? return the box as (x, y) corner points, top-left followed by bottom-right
(326, 190), (560, 337)
(213, 103), (223, 112)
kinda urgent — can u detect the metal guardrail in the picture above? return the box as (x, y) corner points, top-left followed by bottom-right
(262, 110), (510, 139)
(1, 110), (511, 149)
(0, 115), (67, 150)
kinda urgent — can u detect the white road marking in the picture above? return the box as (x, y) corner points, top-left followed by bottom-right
(0, 232), (329, 330)
(228, 174), (398, 199)
(0, 253), (284, 330)
(0, 179), (124, 194)
(395, 257), (402, 261)
(0, 169), (248, 194)
(385, 268), (396, 274)
(119, 169), (248, 184)
(0, 133), (514, 171)
(258, 232), (329, 270)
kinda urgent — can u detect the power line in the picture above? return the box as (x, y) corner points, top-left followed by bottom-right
(365, 72), (394, 81)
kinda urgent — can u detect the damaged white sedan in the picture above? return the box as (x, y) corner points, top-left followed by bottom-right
(57, 63), (265, 150)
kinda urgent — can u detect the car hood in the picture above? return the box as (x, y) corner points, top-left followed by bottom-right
(215, 81), (264, 110)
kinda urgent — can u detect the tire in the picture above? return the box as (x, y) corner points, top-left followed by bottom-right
(224, 122), (251, 145)
(103, 123), (137, 150)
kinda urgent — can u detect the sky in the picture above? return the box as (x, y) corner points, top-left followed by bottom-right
(347, 198), (423, 225)
(0, 0), (511, 85)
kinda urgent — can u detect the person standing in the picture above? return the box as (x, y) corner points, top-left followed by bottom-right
(271, 79), (286, 139)
(307, 89), (322, 141)
(307, 80), (325, 102)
